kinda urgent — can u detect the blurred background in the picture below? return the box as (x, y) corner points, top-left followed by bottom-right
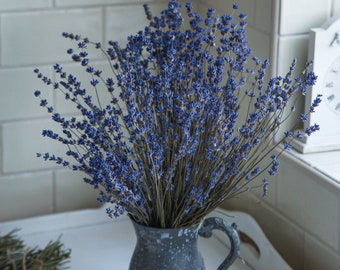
(0, 0), (339, 269)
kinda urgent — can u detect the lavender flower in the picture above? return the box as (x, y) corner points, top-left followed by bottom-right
(34, 2), (319, 228)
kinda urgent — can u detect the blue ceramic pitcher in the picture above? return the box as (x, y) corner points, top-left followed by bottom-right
(129, 217), (240, 270)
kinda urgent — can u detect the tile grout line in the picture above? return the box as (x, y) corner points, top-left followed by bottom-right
(52, 171), (56, 214)
(338, 195), (340, 256)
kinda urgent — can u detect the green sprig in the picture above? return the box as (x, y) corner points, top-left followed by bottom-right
(0, 229), (71, 270)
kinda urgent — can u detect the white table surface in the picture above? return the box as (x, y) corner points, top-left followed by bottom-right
(0, 207), (291, 270)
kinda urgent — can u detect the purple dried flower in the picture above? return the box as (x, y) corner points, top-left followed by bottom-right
(34, 2), (320, 228)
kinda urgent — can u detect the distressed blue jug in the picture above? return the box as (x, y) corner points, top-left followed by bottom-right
(129, 217), (240, 270)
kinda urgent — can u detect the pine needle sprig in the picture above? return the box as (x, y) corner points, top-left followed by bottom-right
(0, 229), (71, 270)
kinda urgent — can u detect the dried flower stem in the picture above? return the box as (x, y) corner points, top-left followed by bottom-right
(34, 1), (320, 228)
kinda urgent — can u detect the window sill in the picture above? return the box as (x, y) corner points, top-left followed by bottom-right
(285, 147), (340, 189)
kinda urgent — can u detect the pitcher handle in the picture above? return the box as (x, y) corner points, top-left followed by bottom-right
(198, 217), (240, 270)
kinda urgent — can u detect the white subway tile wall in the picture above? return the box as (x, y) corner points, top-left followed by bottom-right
(0, 0), (53, 12)
(0, 0), (167, 222)
(54, 170), (99, 212)
(254, 0), (272, 34)
(279, 0), (331, 35)
(2, 119), (64, 173)
(105, 4), (167, 46)
(55, 0), (160, 8)
(0, 172), (53, 220)
(246, 195), (306, 270)
(0, 67), (53, 121)
(211, 0), (340, 269)
(277, 156), (339, 250)
(1, 9), (103, 66)
(334, 0), (340, 14)
(276, 35), (309, 74)
(1, 0), (340, 269)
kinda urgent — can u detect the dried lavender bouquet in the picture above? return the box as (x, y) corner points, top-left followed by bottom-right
(34, 2), (320, 228)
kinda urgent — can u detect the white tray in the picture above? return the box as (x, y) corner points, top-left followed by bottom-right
(0, 207), (291, 270)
